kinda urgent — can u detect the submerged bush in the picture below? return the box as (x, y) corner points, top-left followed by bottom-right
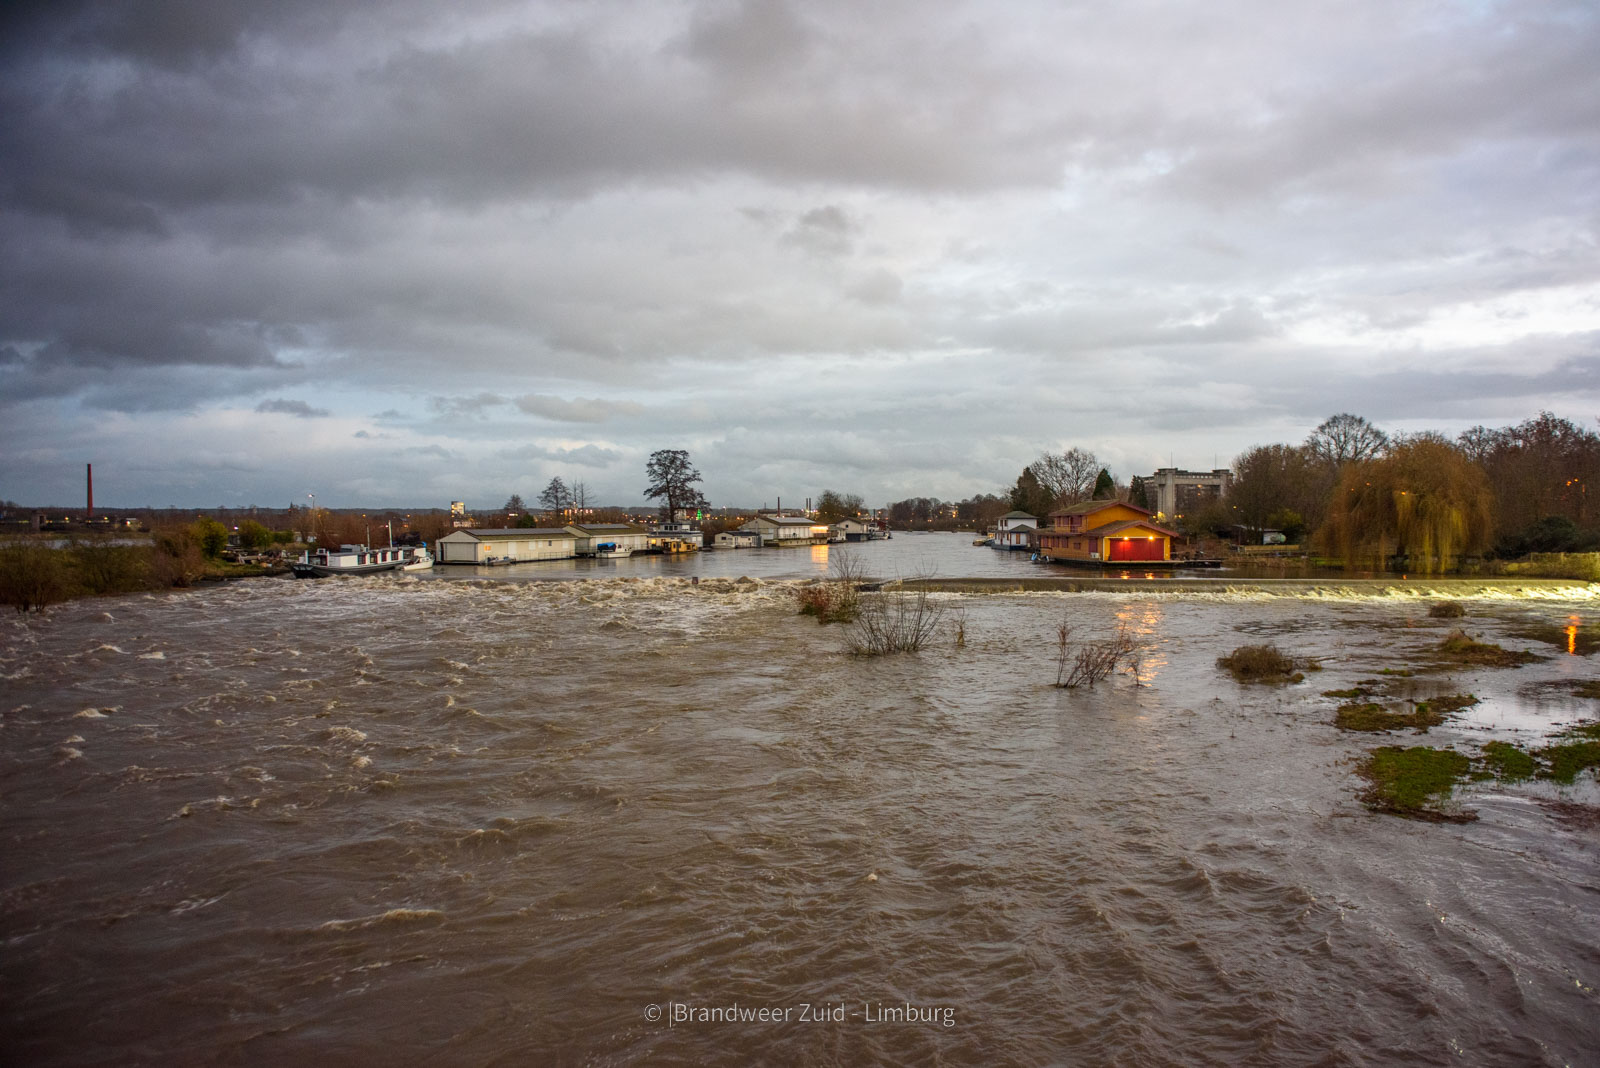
(1054, 621), (1139, 689)
(71, 541), (151, 595)
(1217, 644), (1308, 683)
(845, 582), (943, 656)
(0, 544), (76, 613)
(151, 527), (206, 587)
(1426, 601), (1466, 619)
(795, 553), (862, 624)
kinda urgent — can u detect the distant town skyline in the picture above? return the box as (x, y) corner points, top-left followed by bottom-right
(3, 0), (1598, 508)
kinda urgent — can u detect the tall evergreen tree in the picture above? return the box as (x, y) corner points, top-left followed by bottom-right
(1091, 468), (1115, 500)
(1129, 475), (1150, 510)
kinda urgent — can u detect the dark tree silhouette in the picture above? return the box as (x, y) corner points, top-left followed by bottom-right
(644, 450), (706, 522)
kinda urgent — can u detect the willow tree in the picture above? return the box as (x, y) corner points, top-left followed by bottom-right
(1321, 434), (1492, 573)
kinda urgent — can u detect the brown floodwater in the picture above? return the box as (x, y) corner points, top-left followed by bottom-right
(3, 575), (1598, 1066)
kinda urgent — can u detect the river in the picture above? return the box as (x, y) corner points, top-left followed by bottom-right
(2, 565), (1598, 1065)
(419, 530), (1374, 582)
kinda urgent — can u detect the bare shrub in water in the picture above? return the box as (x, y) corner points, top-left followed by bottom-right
(1427, 601), (1466, 619)
(0, 544), (76, 613)
(846, 577), (943, 656)
(1054, 621), (1139, 688)
(795, 551), (862, 624)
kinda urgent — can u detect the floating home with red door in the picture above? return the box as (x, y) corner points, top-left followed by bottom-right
(1035, 500), (1179, 565)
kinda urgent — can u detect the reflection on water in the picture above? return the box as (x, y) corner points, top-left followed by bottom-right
(2, 576), (1597, 1065)
(419, 531), (1383, 584)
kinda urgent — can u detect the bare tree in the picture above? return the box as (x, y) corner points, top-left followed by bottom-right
(538, 477), (570, 513)
(1306, 414), (1387, 468)
(569, 480), (590, 510)
(1031, 447), (1101, 508)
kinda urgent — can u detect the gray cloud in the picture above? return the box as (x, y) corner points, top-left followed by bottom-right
(781, 205), (854, 257)
(512, 394), (644, 423)
(496, 442), (622, 467)
(429, 393), (510, 418)
(256, 398), (331, 418)
(2, 0), (1597, 506)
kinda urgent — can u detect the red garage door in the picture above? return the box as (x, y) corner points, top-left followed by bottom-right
(1108, 536), (1164, 561)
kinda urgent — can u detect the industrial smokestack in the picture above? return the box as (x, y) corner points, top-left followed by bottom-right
(86, 463), (93, 518)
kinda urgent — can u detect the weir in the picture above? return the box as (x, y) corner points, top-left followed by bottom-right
(895, 576), (1600, 596)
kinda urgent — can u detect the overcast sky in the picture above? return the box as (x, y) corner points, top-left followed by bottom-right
(3, 0), (1598, 509)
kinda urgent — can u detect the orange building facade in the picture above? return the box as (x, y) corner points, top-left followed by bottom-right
(1035, 500), (1179, 564)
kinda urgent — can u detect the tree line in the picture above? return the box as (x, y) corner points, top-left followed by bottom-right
(1229, 411), (1600, 570)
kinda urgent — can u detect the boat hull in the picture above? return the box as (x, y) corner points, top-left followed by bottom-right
(292, 561), (405, 578)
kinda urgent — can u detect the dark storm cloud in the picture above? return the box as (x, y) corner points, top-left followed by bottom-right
(1, 0), (1597, 505)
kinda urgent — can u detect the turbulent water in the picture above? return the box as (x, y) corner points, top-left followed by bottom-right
(3, 571), (1599, 1066)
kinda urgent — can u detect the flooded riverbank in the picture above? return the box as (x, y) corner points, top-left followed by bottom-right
(3, 576), (1598, 1064)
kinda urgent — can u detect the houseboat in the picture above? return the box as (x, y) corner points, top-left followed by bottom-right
(1034, 501), (1180, 565)
(648, 522), (704, 553)
(990, 510), (1039, 551)
(292, 543), (433, 578)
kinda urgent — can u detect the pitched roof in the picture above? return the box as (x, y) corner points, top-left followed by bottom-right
(1084, 518), (1179, 538)
(1050, 499), (1153, 518)
(999, 510), (1037, 520)
(750, 514), (819, 526)
(566, 524), (649, 535)
(448, 528), (576, 540)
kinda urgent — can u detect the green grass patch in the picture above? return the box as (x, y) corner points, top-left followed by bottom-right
(1479, 741), (1538, 782)
(1322, 687), (1370, 699)
(1335, 702), (1444, 733)
(1434, 630), (1541, 668)
(1536, 723), (1600, 785)
(1378, 668), (1414, 677)
(1356, 746), (1475, 821)
(1573, 681), (1600, 699)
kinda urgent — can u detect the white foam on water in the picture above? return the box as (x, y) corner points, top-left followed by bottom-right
(318, 907), (445, 932)
(138, 651), (166, 660)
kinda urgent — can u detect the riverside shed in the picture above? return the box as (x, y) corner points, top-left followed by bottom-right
(436, 528), (577, 564)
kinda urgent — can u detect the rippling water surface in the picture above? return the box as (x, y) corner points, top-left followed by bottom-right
(3, 572), (1599, 1066)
